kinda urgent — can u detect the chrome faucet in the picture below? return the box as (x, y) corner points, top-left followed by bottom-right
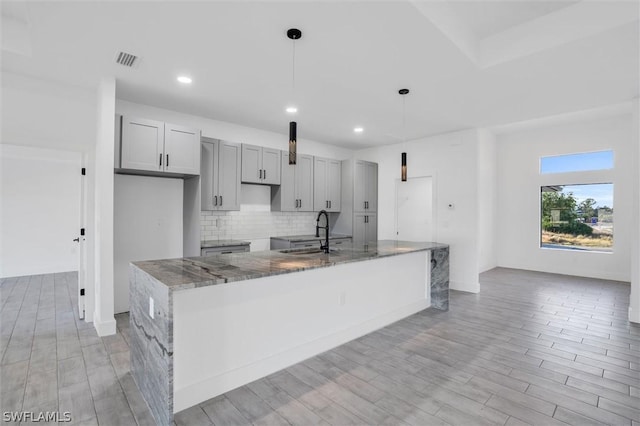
(315, 210), (330, 253)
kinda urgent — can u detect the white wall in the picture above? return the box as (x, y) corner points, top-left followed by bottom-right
(1, 72), (95, 152)
(116, 99), (354, 254)
(114, 175), (183, 313)
(0, 145), (81, 277)
(477, 129), (498, 273)
(116, 100), (353, 160)
(496, 114), (633, 282)
(356, 129), (481, 293)
(630, 99), (640, 323)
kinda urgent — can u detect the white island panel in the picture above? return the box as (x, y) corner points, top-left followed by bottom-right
(172, 251), (430, 412)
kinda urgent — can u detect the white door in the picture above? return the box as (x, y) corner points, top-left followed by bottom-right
(396, 177), (433, 242)
(77, 163), (87, 319)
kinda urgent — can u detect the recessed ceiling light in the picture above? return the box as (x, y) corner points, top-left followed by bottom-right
(286, 106), (298, 114)
(177, 76), (192, 84)
(354, 127), (364, 133)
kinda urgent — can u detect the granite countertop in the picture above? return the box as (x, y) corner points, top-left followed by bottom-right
(270, 234), (352, 242)
(201, 239), (250, 249)
(133, 240), (448, 292)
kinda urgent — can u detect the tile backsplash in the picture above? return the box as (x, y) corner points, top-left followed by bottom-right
(200, 210), (318, 241)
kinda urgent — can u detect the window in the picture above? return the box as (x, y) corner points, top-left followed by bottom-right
(540, 150), (613, 174)
(540, 183), (613, 252)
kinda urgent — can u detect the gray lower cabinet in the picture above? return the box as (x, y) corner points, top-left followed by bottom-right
(241, 144), (281, 185)
(353, 213), (377, 245)
(119, 115), (200, 176)
(313, 157), (341, 212)
(272, 152), (314, 211)
(201, 245), (249, 256)
(201, 138), (241, 211)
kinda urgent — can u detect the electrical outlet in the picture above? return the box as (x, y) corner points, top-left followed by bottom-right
(149, 297), (154, 319)
(339, 292), (346, 306)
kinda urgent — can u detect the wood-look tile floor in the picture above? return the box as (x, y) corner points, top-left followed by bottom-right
(1, 268), (638, 425)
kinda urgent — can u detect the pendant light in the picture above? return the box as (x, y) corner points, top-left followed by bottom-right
(287, 28), (302, 165)
(399, 88), (409, 181)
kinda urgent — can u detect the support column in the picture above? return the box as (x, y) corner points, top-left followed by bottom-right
(630, 98), (640, 324)
(93, 77), (117, 336)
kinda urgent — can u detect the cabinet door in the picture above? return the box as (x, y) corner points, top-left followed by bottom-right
(354, 160), (367, 212)
(121, 116), (164, 172)
(353, 214), (367, 245)
(366, 162), (378, 212)
(218, 141), (242, 211)
(164, 123), (200, 175)
(365, 214), (377, 243)
(261, 148), (281, 185)
(279, 151), (297, 212)
(313, 157), (328, 211)
(200, 141), (218, 211)
(326, 159), (341, 212)
(241, 144), (262, 183)
(297, 154), (314, 211)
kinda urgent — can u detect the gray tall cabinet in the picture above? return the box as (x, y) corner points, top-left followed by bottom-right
(271, 152), (314, 211)
(333, 159), (378, 245)
(313, 157), (341, 212)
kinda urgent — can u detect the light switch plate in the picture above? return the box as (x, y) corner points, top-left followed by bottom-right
(149, 297), (155, 319)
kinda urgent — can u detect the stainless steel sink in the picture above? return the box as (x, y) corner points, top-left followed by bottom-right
(280, 248), (340, 255)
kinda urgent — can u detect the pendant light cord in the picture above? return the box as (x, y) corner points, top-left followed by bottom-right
(402, 94), (407, 149)
(292, 40), (296, 91)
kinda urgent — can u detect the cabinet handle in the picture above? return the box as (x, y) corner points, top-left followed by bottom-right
(365, 215), (369, 224)
(214, 195), (218, 206)
(259, 169), (262, 179)
(298, 199), (301, 208)
(159, 154), (162, 167)
(263, 169), (266, 180)
(221, 251), (232, 254)
(329, 200), (332, 209)
(220, 196), (223, 206)
(166, 154), (169, 168)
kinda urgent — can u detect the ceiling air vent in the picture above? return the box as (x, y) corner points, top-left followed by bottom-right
(115, 51), (138, 68)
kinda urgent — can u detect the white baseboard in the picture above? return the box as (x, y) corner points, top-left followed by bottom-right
(93, 314), (117, 336)
(450, 279), (480, 293)
(173, 299), (430, 413)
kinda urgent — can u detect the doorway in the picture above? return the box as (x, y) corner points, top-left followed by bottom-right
(395, 176), (434, 242)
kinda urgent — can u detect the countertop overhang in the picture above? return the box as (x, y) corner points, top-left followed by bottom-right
(132, 240), (448, 292)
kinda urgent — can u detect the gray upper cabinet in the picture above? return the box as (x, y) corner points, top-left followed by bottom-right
(354, 160), (377, 213)
(272, 152), (313, 212)
(201, 139), (241, 211)
(119, 115), (200, 176)
(313, 157), (341, 212)
(164, 123), (200, 175)
(241, 144), (281, 185)
(120, 116), (164, 172)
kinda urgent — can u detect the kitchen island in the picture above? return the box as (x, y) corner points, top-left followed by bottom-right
(130, 240), (449, 426)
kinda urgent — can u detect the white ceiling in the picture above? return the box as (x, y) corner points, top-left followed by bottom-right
(447, 0), (579, 39)
(1, 1), (638, 149)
